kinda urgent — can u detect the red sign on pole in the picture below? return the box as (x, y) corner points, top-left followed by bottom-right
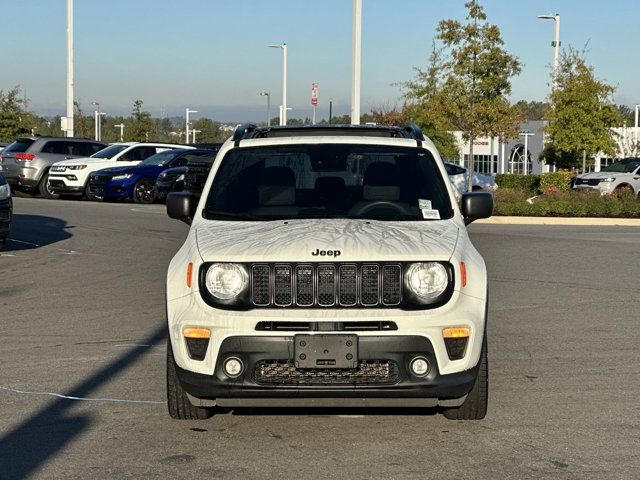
(311, 82), (318, 106)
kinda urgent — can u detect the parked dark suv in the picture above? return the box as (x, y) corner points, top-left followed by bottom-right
(0, 136), (106, 198)
(184, 143), (222, 195)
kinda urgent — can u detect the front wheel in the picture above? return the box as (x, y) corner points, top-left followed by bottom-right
(133, 178), (156, 204)
(441, 334), (488, 420)
(167, 339), (214, 420)
(38, 173), (60, 200)
(84, 183), (103, 202)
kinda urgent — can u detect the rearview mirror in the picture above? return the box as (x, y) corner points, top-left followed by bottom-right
(461, 192), (493, 225)
(167, 191), (197, 225)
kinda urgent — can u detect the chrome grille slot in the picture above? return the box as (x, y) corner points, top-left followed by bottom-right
(251, 265), (271, 306)
(382, 265), (401, 305)
(295, 265), (314, 306)
(248, 263), (403, 308)
(360, 264), (380, 306)
(339, 265), (358, 306)
(273, 265), (293, 306)
(317, 265), (336, 306)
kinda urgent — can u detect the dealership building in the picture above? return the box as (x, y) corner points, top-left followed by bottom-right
(451, 121), (638, 175)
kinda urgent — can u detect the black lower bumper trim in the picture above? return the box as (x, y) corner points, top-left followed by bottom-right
(176, 335), (479, 401)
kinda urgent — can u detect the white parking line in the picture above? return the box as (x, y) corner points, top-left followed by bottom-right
(7, 238), (40, 247)
(0, 386), (166, 405)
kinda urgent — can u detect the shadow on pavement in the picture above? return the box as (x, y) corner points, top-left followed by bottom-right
(0, 326), (166, 480)
(227, 406), (439, 417)
(2, 214), (73, 252)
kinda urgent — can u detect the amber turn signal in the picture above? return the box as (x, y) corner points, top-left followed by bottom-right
(442, 327), (470, 338)
(183, 328), (211, 339)
(460, 262), (467, 287)
(186, 262), (193, 288)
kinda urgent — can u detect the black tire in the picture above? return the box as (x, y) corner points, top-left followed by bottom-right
(84, 182), (103, 202)
(133, 178), (156, 204)
(167, 339), (213, 420)
(38, 173), (60, 200)
(442, 334), (488, 420)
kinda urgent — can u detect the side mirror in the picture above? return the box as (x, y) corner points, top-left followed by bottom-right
(167, 191), (196, 225)
(461, 192), (493, 225)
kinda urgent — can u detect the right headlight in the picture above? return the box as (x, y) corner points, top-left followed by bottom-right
(0, 183), (10, 200)
(405, 262), (449, 303)
(205, 263), (248, 300)
(601, 177), (615, 183)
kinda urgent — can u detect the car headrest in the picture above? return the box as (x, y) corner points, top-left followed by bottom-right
(363, 162), (400, 201)
(258, 166), (296, 206)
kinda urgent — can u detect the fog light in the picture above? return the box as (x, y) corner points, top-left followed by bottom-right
(223, 357), (243, 378)
(410, 356), (430, 376)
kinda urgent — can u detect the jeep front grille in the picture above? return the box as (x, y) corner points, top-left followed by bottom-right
(254, 360), (399, 385)
(250, 263), (402, 308)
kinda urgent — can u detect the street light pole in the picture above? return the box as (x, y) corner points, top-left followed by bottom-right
(267, 44), (287, 125)
(519, 132), (535, 175)
(93, 110), (99, 141)
(66, 0), (74, 137)
(192, 129), (201, 143)
(351, 0), (362, 125)
(260, 92), (271, 126)
(91, 101), (100, 141)
(537, 14), (560, 89)
(185, 108), (197, 144)
(114, 123), (124, 142)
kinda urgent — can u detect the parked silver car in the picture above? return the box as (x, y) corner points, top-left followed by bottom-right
(0, 136), (106, 199)
(444, 162), (497, 197)
(574, 158), (640, 195)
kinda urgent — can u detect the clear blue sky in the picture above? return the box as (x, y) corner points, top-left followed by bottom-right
(2, 0), (638, 122)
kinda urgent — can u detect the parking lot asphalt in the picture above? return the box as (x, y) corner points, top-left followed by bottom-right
(0, 197), (639, 479)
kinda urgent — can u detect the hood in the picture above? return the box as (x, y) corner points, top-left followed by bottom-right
(53, 157), (92, 166)
(578, 171), (632, 179)
(95, 166), (134, 175)
(195, 218), (459, 263)
(95, 164), (160, 176)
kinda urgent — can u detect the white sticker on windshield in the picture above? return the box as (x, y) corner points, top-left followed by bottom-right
(418, 199), (432, 210)
(421, 209), (440, 220)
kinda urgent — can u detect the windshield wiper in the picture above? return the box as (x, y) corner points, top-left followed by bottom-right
(203, 210), (262, 221)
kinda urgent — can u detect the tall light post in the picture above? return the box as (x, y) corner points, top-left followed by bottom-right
(267, 44), (287, 125)
(519, 131), (535, 175)
(114, 123), (125, 142)
(91, 101), (102, 141)
(191, 129), (201, 143)
(185, 108), (197, 144)
(351, 0), (362, 125)
(634, 104), (639, 144)
(260, 92), (271, 126)
(65, 0), (74, 137)
(537, 14), (560, 89)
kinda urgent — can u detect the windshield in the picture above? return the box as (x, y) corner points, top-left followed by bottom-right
(2, 139), (35, 154)
(90, 144), (128, 159)
(601, 160), (640, 173)
(139, 149), (184, 166)
(203, 144), (453, 222)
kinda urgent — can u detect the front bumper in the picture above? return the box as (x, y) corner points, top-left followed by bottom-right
(573, 183), (612, 195)
(90, 180), (135, 200)
(155, 180), (174, 199)
(48, 175), (85, 194)
(176, 335), (479, 404)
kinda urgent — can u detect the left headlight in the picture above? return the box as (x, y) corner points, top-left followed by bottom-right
(601, 177), (615, 183)
(0, 183), (10, 200)
(112, 174), (133, 181)
(405, 262), (450, 304)
(205, 263), (248, 300)
(68, 165), (87, 170)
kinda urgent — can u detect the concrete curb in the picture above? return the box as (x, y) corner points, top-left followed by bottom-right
(476, 216), (640, 226)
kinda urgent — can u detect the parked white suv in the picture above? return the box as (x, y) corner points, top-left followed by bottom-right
(164, 124), (493, 420)
(48, 142), (191, 199)
(574, 158), (640, 195)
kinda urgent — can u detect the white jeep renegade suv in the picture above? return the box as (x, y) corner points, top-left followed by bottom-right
(165, 124), (493, 420)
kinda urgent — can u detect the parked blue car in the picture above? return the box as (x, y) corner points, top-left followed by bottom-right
(87, 149), (216, 203)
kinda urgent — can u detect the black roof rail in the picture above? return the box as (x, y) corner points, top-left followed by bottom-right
(233, 123), (258, 147)
(402, 124), (424, 144)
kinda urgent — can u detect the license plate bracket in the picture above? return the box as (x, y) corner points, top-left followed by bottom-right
(294, 334), (358, 369)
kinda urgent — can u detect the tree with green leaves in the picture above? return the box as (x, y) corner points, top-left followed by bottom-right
(543, 49), (622, 170)
(0, 86), (34, 141)
(192, 117), (226, 143)
(514, 100), (550, 121)
(127, 100), (153, 142)
(409, 1), (521, 188)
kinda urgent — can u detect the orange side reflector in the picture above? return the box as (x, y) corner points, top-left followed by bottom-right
(186, 262), (193, 288)
(183, 328), (211, 339)
(443, 327), (471, 339)
(460, 262), (467, 287)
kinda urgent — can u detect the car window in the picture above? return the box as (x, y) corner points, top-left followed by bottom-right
(203, 144), (453, 222)
(2, 139), (35, 154)
(41, 141), (73, 155)
(91, 144), (128, 159)
(120, 146), (157, 161)
(444, 164), (453, 175)
(89, 143), (106, 155)
(179, 152), (216, 166)
(601, 161), (640, 173)
(69, 142), (94, 156)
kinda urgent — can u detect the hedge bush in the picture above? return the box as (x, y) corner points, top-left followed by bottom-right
(495, 174), (540, 195)
(494, 189), (640, 217)
(540, 171), (573, 193)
